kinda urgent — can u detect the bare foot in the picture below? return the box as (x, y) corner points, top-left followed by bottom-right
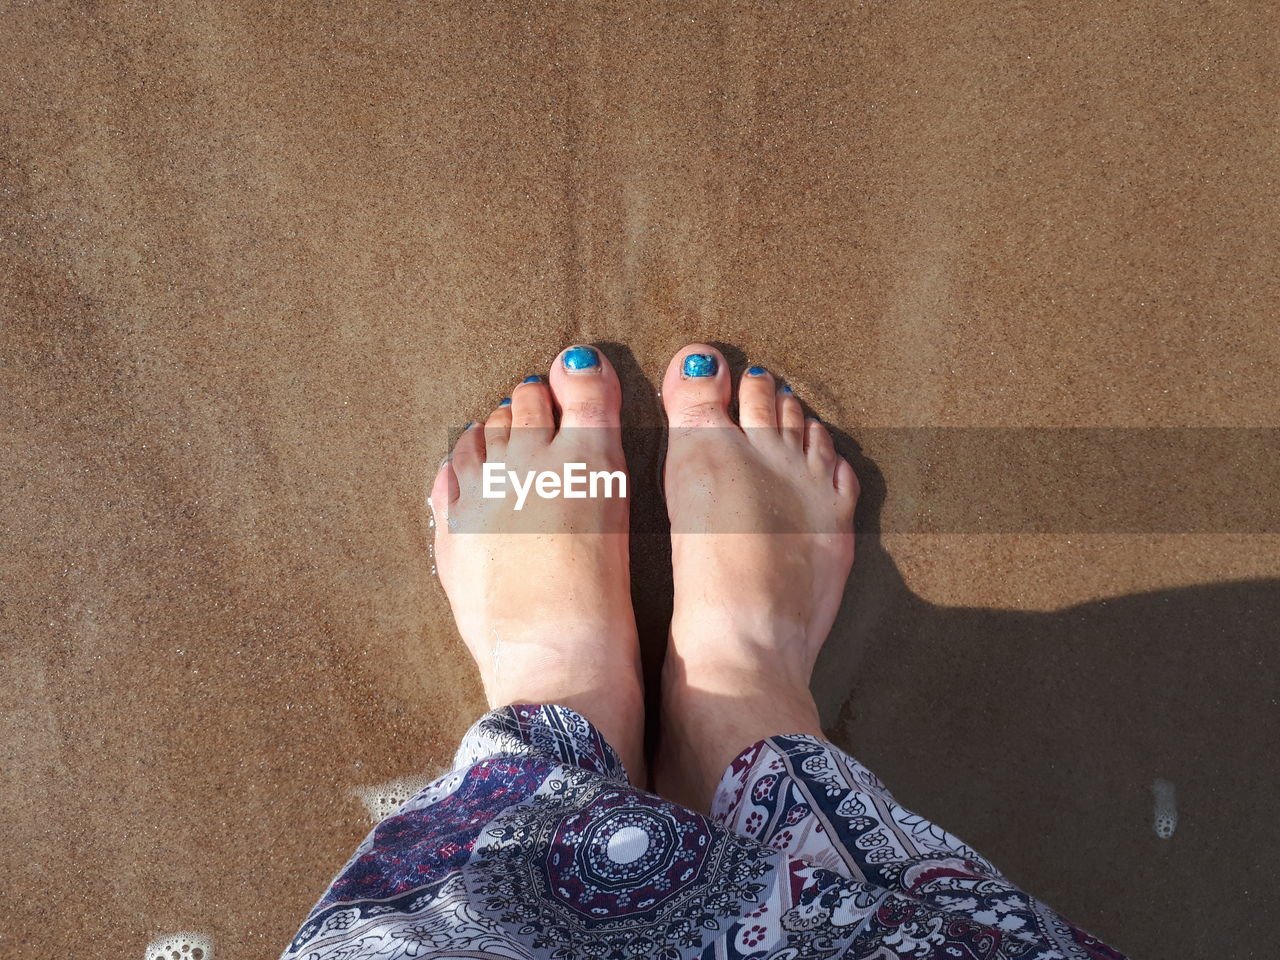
(655, 344), (858, 809)
(429, 345), (645, 780)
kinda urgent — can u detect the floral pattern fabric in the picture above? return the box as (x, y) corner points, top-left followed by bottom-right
(282, 704), (1126, 960)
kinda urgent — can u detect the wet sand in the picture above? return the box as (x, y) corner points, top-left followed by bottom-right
(3, 2), (1278, 957)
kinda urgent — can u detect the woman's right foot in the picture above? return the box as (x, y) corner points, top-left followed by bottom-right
(655, 344), (859, 809)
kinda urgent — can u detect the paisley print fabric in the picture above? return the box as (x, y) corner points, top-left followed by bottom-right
(283, 704), (1127, 960)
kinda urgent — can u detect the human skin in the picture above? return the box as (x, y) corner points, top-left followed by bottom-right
(429, 343), (857, 803)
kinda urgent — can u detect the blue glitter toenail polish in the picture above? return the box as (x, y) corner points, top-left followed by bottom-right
(499, 397), (512, 407)
(683, 353), (717, 378)
(522, 375), (542, 384)
(781, 384), (794, 394)
(747, 365), (767, 377)
(563, 346), (600, 371)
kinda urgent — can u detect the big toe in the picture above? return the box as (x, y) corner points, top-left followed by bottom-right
(662, 344), (732, 429)
(548, 344), (623, 433)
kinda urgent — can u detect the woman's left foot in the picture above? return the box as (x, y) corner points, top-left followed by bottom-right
(429, 346), (645, 780)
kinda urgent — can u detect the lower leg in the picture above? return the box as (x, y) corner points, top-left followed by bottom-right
(478, 613), (647, 781)
(659, 641), (823, 809)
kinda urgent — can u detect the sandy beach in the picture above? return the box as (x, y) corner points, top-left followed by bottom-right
(3, 2), (1278, 956)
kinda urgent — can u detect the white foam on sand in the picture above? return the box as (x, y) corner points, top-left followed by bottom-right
(1152, 778), (1177, 839)
(145, 932), (213, 960)
(353, 774), (436, 823)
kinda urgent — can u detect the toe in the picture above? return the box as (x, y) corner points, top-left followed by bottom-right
(738, 366), (779, 431)
(510, 374), (555, 446)
(835, 457), (860, 500)
(662, 344), (733, 429)
(548, 344), (622, 432)
(429, 457), (459, 524)
(450, 420), (487, 482)
(484, 398), (513, 461)
(778, 385), (805, 450)
(804, 419), (836, 476)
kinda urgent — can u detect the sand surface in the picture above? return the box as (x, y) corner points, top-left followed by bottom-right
(3, 2), (1278, 957)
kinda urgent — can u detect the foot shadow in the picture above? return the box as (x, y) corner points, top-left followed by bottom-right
(815, 423), (1278, 959)
(595, 341), (672, 735)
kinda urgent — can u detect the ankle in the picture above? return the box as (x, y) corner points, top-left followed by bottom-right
(666, 639), (815, 700)
(477, 621), (639, 700)
(657, 657), (823, 809)
(671, 608), (815, 666)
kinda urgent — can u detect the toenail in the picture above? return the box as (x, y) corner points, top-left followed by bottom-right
(499, 397), (512, 407)
(747, 366), (767, 377)
(521, 375), (542, 384)
(781, 384), (794, 394)
(682, 353), (718, 378)
(562, 346), (600, 371)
